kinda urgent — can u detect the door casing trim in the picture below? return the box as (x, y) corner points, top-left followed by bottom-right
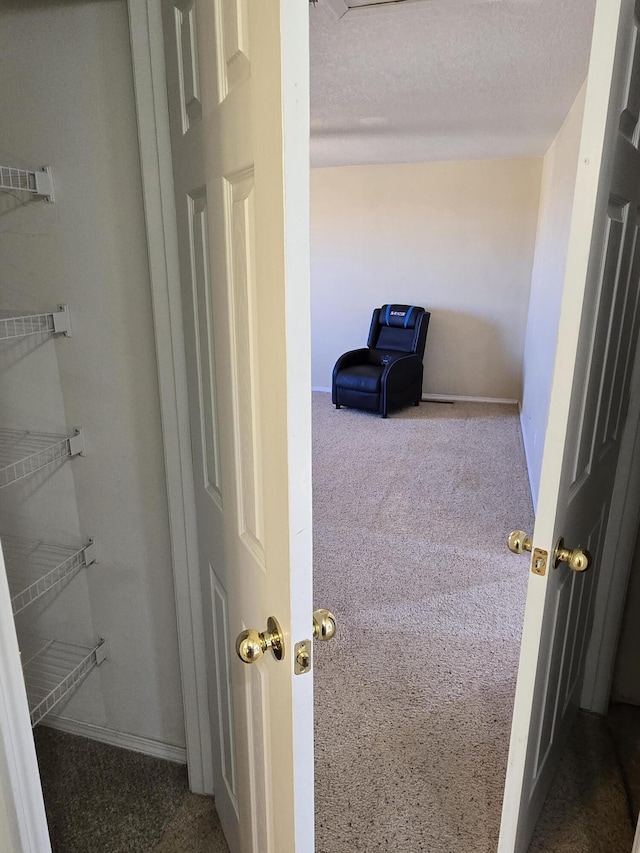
(128, 0), (213, 793)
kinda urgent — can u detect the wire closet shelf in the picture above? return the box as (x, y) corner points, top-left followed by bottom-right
(0, 164), (54, 202)
(1, 535), (97, 615)
(0, 306), (71, 341)
(0, 428), (84, 489)
(23, 638), (108, 727)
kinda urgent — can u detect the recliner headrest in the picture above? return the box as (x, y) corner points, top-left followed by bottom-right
(379, 304), (423, 329)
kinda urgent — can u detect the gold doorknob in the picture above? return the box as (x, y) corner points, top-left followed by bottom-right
(313, 609), (336, 641)
(236, 616), (284, 664)
(508, 530), (533, 555)
(554, 539), (590, 572)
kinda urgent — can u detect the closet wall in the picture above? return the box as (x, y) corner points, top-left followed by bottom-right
(519, 83), (587, 508)
(0, 0), (185, 750)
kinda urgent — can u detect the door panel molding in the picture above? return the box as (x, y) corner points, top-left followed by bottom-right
(215, 0), (250, 102)
(245, 664), (273, 853)
(187, 187), (223, 507)
(174, 0), (203, 133)
(223, 169), (267, 564)
(211, 571), (239, 812)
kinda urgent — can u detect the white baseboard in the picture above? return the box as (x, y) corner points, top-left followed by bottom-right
(41, 716), (187, 764)
(313, 386), (518, 405)
(421, 393), (518, 405)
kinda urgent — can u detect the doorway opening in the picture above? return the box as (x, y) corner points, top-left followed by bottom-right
(307, 1), (640, 850)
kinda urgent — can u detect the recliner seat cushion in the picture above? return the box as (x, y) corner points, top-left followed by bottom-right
(334, 364), (382, 393)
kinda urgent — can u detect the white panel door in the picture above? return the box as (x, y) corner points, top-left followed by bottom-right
(499, 1), (640, 850)
(161, 2), (313, 852)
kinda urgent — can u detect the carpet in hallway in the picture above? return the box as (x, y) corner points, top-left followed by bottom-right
(312, 394), (534, 852)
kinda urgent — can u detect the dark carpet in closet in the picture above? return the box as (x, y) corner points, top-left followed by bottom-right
(34, 728), (229, 853)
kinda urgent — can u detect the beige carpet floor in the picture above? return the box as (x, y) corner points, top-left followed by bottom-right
(311, 392), (638, 853)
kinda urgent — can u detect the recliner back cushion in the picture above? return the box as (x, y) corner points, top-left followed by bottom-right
(370, 304), (424, 352)
(374, 326), (416, 352)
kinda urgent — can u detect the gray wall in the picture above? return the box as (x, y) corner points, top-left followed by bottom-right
(520, 84), (587, 508)
(0, 1), (184, 748)
(310, 158), (543, 399)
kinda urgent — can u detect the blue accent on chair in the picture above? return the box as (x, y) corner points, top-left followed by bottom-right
(403, 306), (414, 328)
(331, 304), (430, 418)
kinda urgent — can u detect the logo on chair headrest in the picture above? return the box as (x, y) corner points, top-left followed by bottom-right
(382, 304), (421, 329)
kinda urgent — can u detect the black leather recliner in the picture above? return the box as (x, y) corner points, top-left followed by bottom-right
(332, 304), (430, 418)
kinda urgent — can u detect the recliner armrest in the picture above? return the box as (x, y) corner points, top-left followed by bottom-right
(333, 348), (370, 375)
(381, 352), (422, 384)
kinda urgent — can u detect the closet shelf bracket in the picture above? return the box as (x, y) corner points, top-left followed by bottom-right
(2, 535), (98, 615)
(0, 427), (85, 489)
(0, 305), (71, 341)
(24, 637), (109, 727)
(67, 429), (85, 457)
(0, 165), (54, 202)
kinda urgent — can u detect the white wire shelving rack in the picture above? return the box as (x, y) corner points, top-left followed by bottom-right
(0, 164), (54, 202)
(22, 637), (109, 727)
(0, 305), (71, 341)
(0, 428), (84, 489)
(2, 535), (97, 615)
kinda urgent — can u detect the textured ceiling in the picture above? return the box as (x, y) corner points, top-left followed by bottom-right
(310, 0), (597, 166)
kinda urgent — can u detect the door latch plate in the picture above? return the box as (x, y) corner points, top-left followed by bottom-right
(531, 547), (548, 576)
(294, 640), (311, 675)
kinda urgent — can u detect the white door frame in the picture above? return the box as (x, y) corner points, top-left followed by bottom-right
(127, 0), (213, 794)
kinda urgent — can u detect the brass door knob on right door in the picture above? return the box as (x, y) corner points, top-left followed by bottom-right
(554, 539), (590, 572)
